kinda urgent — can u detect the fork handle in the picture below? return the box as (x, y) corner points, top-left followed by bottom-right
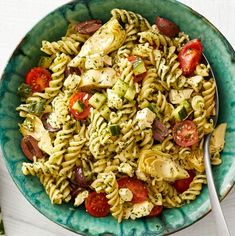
(204, 134), (230, 236)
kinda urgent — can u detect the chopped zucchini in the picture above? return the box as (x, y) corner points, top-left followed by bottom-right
(89, 92), (107, 109)
(72, 100), (85, 113)
(172, 105), (187, 121)
(38, 56), (53, 69)
(99, 104), (111, 120)
(181, 100), (191, 112)
(133, 57), (146, 76)
(109, 124), (121, 136)
(147, 103), (161, 119)
(124, 87), (136, 101)
(178, 106), (188, 120)
(172, 100), (191, 121)
(112, 79), (129, 97)
(148, 103), (159, 114)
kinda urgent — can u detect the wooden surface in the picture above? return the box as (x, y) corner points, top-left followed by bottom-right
(0, 1), (235, 235)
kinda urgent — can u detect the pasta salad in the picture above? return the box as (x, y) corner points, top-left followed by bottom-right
(16, 9), (227, 222)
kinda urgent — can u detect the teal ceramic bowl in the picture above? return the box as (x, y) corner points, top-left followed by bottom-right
(1, 0), (235, 235)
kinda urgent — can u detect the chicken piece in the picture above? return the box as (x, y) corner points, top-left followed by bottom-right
(79, 67), (117, 92)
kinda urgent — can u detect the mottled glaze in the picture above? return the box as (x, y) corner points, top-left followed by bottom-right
(0, 0), (235, 235)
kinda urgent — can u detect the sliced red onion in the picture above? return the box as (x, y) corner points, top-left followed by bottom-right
(70, 183), (86, 198)
(74, 167), (89, 188)
(76, 19), (102, 34)
(64, 66), (81, 78)
(153, 119), (169, 142)
(41, 113), (60, 132)
(156, 16), (180, 38)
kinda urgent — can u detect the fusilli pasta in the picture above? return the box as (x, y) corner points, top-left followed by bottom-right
(17, 9), (226, 223)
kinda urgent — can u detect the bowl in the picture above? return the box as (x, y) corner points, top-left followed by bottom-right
(1, 0), (235, 235)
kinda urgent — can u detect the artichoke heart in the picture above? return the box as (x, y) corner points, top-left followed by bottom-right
(19, 114), (53, 155)
(138, 149), (189, 181)
(69, 18), (126, 67)
(210, 123), (227, 153)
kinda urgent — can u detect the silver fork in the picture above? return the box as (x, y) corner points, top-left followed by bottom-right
(203, 54), (230, 236)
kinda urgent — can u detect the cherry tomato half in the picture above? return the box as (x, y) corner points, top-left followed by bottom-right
(173, 170), (196, 193)
(25, 67), (51, 92)
(147, 205), (163, 217)
(178, 39), (203, 76)
(69, 92), (92, 120)
(173, 120), (198, 147)
(85, 191), (110, 217)
(128, 55), (138, 63)
(128, 55), (146, 83)
(118, 177), (148, 203)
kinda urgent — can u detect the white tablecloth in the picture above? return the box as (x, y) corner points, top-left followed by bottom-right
(0, 1), (235, 235)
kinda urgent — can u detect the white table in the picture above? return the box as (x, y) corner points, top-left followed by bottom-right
(0, 1), (235, 235)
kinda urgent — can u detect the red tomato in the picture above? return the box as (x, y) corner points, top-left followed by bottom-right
(147, 205), (163, 217)
(85, 191), (110, 217)
(128, 55), (138, 63)
(25, 67), (51, 92)
(178, 39), (203, 76)
(173, 120), (198, 147)
(69, 92), (91, 120)
(128, 56), (146, 83)
(118, 177), (148, 203)
(173, 170), (196, 193)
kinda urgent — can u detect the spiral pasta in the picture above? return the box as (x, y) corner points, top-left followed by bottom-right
(17, 9), (226, 222)
(138, 68), (166, 108)
(88, 108), (111, 159)
(65, 33), (89, 43)
(154, 46), (182, 90)
(202, 79), (216, 118)
(181, 174), (207, 203)
(47, 92), (70, 129)
(47, 119), (76, 165)
(111, 8), (151, 32)
(59, 123), (88, 177)
(91, 172), (124, 222)
(139, 25), (174, 50)
(153, 180), (182, 208)
(30, 53), (70, 101)
(114, 41), (134, 67)
(41, 39), (80, 56)
(22, 160), (59, 176)
(38, 174), (63, 204)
